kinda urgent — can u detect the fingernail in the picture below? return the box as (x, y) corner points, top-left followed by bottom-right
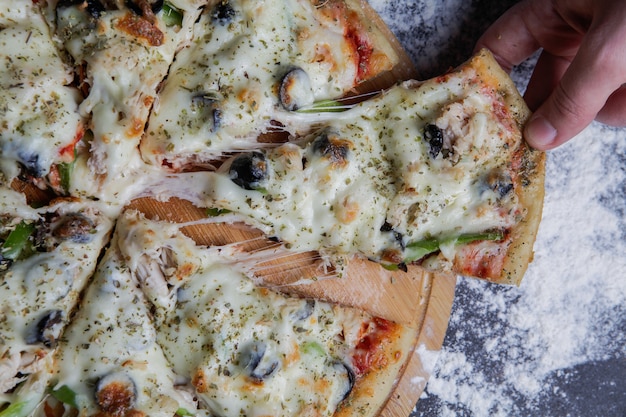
(524, 115), (557, 149)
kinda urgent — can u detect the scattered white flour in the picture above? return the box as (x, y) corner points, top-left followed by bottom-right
(414, 126), (626, 416)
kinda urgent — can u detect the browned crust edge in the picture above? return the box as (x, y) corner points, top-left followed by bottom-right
(468, 49), (546, 286)
(335, 320), (421, 417)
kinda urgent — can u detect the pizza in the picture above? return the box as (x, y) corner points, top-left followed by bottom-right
(1, 0), (546, 415)
(31, 210), (415, 417)
(148, 49), (545, 285)
(0, 181), (113, 416)
(0, 0), (84, 193)
(40, 0), (207, 201)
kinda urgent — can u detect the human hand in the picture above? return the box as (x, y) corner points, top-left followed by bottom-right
(475, 0), (626, 150)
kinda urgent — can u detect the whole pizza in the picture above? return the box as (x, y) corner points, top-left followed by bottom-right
(0, 0), (545, 416)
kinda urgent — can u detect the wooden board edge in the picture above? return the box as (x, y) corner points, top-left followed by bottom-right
(379, 273), (457, 416)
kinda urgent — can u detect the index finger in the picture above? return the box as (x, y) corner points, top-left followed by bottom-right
(474, 1), (539, 71)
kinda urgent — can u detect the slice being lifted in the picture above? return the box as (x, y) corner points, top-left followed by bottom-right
(157, 49), (544, 285)
(38, 210), (415, 417)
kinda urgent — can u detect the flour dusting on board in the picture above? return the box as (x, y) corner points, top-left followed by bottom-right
(413, 125), (626, 416)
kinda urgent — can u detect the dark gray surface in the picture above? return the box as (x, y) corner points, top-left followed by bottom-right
(370, 1), (626, 416)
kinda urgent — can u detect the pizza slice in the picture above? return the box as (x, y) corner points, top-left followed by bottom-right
(0, 184), (113, 416)
(140, 0), (400, 171)
(38, 230), (197, 417)
(43, 0), (205, 202)
(151, 49), (545, 285)
(0, 0), (84, 194)
(101, 209), (416, 417)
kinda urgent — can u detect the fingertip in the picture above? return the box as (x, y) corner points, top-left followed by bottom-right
(524, 114), (558, 150)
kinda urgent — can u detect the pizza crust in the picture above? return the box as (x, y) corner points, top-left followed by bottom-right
(335, 318), (419, 417)
(463, 49), (546, 286)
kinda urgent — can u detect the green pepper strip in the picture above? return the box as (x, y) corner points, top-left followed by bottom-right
(0, 400), (37, 417)
(57, 162), (74, 193)
(301, 341), (326, 357)
(162, 1), (183, 27)
(295, 99), (346, 113)
(49, 385), (77, 408)
(206, 207), (232, 217)
(402, 231), (504, 264)
(1, 221), (36, 261)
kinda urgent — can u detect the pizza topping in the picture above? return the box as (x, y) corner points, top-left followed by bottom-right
(161, 1), (183, 27)
(116, 12), (164, 46)
(279, 67), (315, 111)
(423, 123), (445, 159)
(25, 310), (65, 348)
(402, 231), (504, 265)
(125, 0), (164, 23)
(238, 341), (281, 383)
(95, 373), (137, 415)
(291, 299), (316, 321)
(210, 0), (236, 25)
(228, 152), (269, 190)
(1, 220), (36, 265)
(484, 169), (514, 199)
(51, 212), (97, 243)
(333, 361), (356, 401)
(190, 93), (222, 133)
(310, 128), (352, 167)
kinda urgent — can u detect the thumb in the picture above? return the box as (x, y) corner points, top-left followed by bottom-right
(524, 33), (624, 150)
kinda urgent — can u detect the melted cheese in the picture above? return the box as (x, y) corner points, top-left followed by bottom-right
(0, 188), (113, 408)
(50, 0), (203, 201)
(196, 70), (521, 267)
(0, 1), (83, 180)
(142, 0), (372, 169)
(115, 210), (368, 417)
(51, 238), (196, 417)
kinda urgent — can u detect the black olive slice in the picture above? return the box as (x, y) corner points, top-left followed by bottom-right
(333, 362), (356, 401)
(228, 152), (268, 190)
(424, 123), (444, 158)
(238, 341), (280, 382)
(311, 129), (351, 166)
(191, 93), (222, 132)
(211, 0), (236, 25)
(56, 0), (107, 18)
(26, 310), (65, 348)
(279, 67), (314, 111)
(380, 220), (404, 249)
(486, 170), (514, 197)
(52, 213), (96, 243)
(126, 0), (164, 15)
(18, 152), (44, 178)
(291, 299), (315, 321)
